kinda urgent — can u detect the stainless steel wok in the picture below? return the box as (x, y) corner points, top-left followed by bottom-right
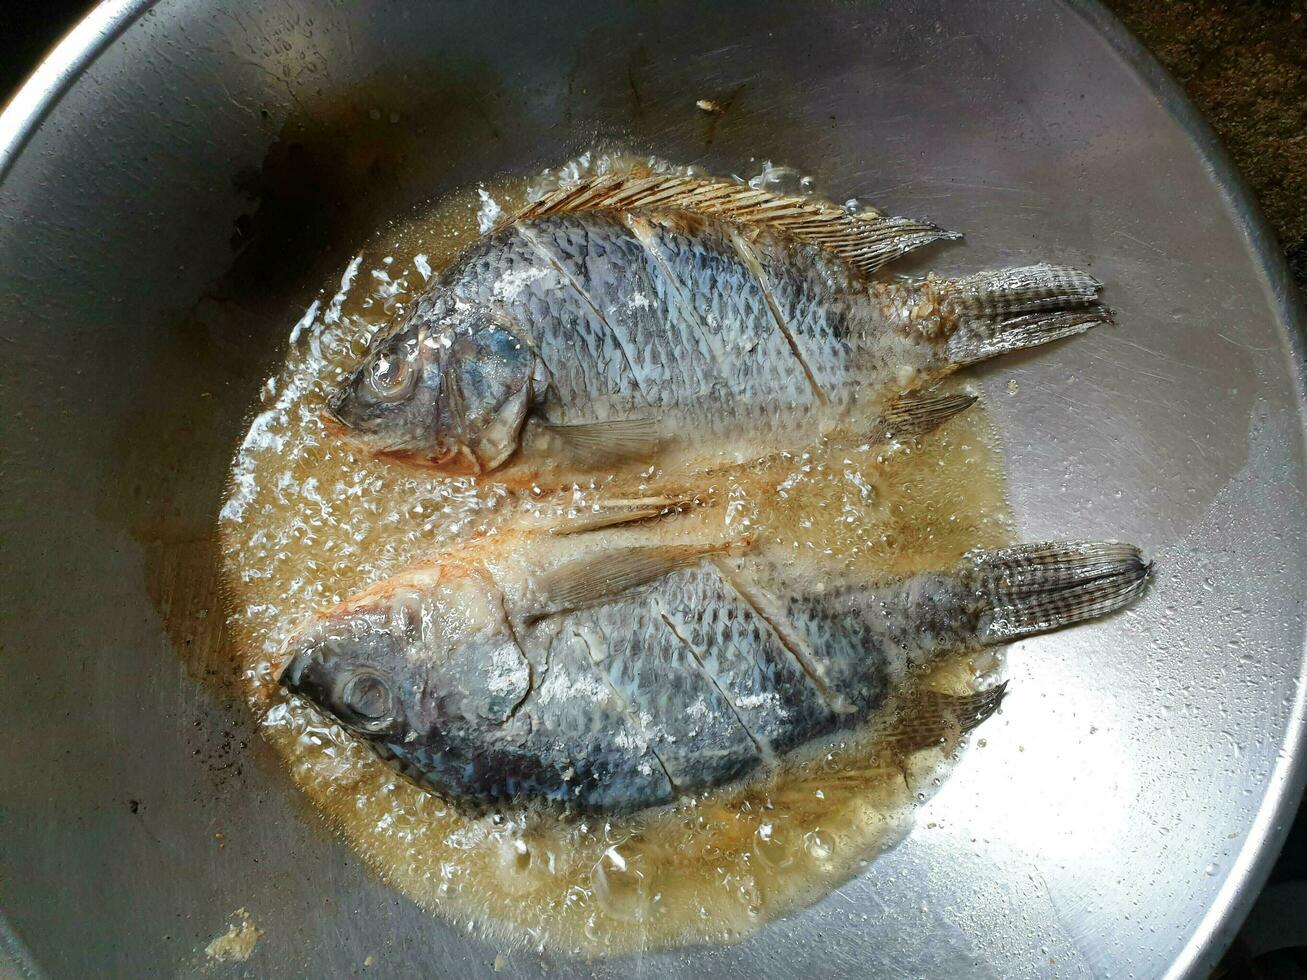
(2, 1), (1304, 976)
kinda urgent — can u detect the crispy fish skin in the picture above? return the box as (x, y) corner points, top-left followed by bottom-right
(279, 534), (1149, 812)
(326, 175), (1109, 484)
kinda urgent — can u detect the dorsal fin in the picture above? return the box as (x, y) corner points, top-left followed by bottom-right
(504, 173), (960, 276)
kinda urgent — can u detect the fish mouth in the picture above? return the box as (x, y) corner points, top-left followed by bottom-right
(320, 379), (359, 434)
(273, 646), (308, 689)
(319, 404), (348, 436)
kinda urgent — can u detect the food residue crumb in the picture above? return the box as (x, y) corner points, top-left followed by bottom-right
(695, 99), (721, 113)
(493, 953), (506, 972)
(204, 908), (263, 963)
(1007, 379), (1019, 395)
(364, 955), (375, 968)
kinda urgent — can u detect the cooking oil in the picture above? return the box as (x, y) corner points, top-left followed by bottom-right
(218, 159), (1012, 955)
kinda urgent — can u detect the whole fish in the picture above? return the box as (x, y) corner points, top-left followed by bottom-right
(278, 531), (1148, 811)
(324, 173), (1109, 484)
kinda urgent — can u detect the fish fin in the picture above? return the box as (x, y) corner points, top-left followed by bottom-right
(967, 540), (1151, 643)
(946, 306), (1112, 366)
(945, 263), (1103, 316)
(887, 684), (1007, 752)
(509, 173), (959, 275)
(540, 417), (662, 467)
(548, 496), (691, 535)
(531, 538), (751, 616)
(868, 389), (978, 442)
(941, 264), (1112, 365)
(549, 507), (665, 535)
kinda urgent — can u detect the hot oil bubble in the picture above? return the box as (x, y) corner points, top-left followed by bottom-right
(803, 829), (835, 864)
(512, 838), (532, 873)
(733, 874), (763, 915)
(746, 161), (817, 197)
(752, 820), (796, 870)
(493, 835), (539, 894)
(590, 844), (653, 923)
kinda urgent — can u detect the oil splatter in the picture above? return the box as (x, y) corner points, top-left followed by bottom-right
(204, 908), (263, 963)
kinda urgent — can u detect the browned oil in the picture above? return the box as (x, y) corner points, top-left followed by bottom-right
(218, 161), (1013, 956)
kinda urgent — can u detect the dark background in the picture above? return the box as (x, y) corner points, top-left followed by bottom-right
(2, 1), (1304, 977)
(1108, 0), (1306, 290)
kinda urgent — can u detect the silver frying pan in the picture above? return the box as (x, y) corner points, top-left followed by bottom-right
(1, 1), (1304, 976)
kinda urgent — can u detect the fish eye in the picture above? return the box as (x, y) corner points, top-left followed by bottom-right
(366, 347), (417, 402)
(338, 670), (398, 729)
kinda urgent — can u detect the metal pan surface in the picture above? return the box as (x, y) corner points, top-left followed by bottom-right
(1, 1), (1304, 976)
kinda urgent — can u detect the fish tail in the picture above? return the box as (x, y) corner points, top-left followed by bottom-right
(851, 540), (1147, 677)
(966, 540), (1151, 643)
(940, 263), (1112, 366)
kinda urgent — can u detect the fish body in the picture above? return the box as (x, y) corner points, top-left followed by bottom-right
(326, 174), (1108, 483)
(279, 532), (1148, 811)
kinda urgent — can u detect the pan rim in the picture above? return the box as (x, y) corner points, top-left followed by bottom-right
(0, 0), (160, 183)
(1060, 6), (1307, 977)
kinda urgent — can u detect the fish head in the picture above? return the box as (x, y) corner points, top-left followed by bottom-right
(324, 316), (436, 460)
(278, 622), (415, 740)
(326, 296), (541, 475)
(277, 565), (532, 752)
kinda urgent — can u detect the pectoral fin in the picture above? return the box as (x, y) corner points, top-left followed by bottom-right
(530, 539), (749, 617)
(538, 417), (662, 467)
(548, 495), (692, 535)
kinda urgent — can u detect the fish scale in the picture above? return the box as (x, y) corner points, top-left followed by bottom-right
(634, 217), (821, 424)
(650, 568), (833, 758)
(744, 230), (896, 406)
(498, 624), (675, 809)
(522, 215), (702, 409)
(449, 212), (854, 434)
(508, 559), (848, 803)
(573, 593), (761, 793)
(443, 225), (634, 419)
